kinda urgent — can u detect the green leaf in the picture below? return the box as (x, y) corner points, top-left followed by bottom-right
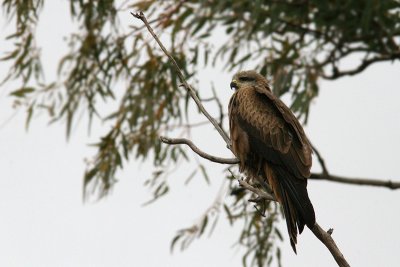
(223, 204), (233, 225)
(25, 103), (35, 130)
(170, 234), (182, 253)
(199, 164), (210, 185)
(84, 167), (98, 187)
(191, 17), (207, 36)
(184, 169), (198, 185)
(199, 215), (208, 236)
(0, 50), (19, 61)
(9, 87), (35, 97)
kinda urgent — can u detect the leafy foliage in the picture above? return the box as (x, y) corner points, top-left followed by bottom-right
(2, 0), (399, 266)
(1, 0), (43, 84)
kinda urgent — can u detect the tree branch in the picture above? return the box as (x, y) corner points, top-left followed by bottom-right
(311, 142), (329, 176)
(159, 136), (239, 164)
(131, 11), (232, 148)
(309, 141), (400, 189)
(310, 173), (400, 189)
(310, 224), (350, 267)
(322, 53), (400, 80)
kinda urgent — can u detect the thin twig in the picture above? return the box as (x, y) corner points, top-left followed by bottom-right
(310, 173), (400, 189)
(310, 142), (329, 175)
(210, 84), (225, 129)
(160, 136), (239, 164)
(237, 179), (275, 201)
(131, 11), (232, 148)
(309, 141), (400, 190)
(322, 53), (400, 80)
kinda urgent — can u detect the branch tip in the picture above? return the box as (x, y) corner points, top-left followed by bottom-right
(130, 11), (144, 20)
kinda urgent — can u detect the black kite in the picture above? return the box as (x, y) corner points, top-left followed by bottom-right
(228, 70), (315, 253)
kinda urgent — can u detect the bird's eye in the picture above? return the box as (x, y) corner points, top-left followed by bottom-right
(238, 76), (255, 82)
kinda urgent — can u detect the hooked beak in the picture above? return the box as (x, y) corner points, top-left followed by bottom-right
(230, 79), (238, 90)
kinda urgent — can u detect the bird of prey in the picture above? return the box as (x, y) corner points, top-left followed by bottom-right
(228, 70), (315, 253)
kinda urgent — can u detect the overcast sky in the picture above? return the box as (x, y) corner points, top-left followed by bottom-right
(1, 2), (400, 267)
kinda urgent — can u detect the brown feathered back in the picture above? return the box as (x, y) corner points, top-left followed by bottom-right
(228, 70), (315, 253)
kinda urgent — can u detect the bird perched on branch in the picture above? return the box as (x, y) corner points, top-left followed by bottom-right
(228, 70), (315, 253)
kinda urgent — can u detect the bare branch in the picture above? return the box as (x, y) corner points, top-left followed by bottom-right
(210, 85), (225, 128)
(159, 136), (239, 164)
(311, 224), (350, 267)
(310, 173), (400, 190)
(131, 12), (232, 148)
(310, 142), (400, 189)
(322, 53), (400, 80)
(311, 142), (329, 175)
(240, 181), (350, 267)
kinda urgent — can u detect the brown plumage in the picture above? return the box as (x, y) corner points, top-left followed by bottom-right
(228, 70), (315, 253)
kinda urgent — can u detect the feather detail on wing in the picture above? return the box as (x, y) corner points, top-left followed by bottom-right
(253, 84), (312, 150)
(230, 84), (311, 178)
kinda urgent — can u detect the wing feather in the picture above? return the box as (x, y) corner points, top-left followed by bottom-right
(254, 84), (312, 157)
(232, 84), (311, 178)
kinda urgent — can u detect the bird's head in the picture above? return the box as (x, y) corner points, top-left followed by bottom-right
(230, 70), (270, 91)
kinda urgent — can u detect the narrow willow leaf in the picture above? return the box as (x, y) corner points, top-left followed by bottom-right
(170, 234), (182, 253)
(223, 204), (233, 225)
(9, 87), (35, 97)
(199, 164), (210, 185)
(199, 215), (208, 236)
(25, 103), (35, 130)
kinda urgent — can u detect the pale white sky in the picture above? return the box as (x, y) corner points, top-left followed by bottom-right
(1, 2), (400, 267)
